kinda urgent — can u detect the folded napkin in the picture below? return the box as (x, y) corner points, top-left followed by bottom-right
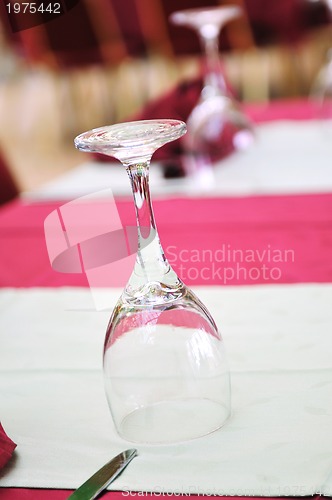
(0, 422), (16, 469)
(94, 78), (237, 177)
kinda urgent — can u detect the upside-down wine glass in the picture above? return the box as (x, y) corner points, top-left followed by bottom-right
(311, 50), (332, 119)
(74, 119), (231, 444)
(310, 0), (332, 120)
(170, 6), (254, 188)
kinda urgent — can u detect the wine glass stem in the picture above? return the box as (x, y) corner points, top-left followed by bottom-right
(126, 162), (170, 282)
(199, 30), (227, 96)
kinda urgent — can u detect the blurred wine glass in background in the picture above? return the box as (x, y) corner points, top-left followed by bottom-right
(170, 5), (254, 189)
(310, 0), (332, 119)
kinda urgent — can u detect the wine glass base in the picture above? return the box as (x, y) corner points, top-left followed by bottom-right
(74, 119), (186, 165)
(117, 399), (230, 444)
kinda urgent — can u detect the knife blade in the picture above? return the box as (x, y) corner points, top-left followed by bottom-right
(67, 448), (138, 500)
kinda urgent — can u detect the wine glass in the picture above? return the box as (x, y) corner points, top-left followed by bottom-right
(311, 50), (332, 120)
(170, 6), (254, 188)
(74, 120), (231, 444)
(309, 0), (332, 119)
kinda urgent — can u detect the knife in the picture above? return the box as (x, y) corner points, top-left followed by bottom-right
(67, 448), (138, 500)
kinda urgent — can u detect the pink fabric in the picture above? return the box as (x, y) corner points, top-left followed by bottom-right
(0, 424), (16, 470)
(0, 193), (332, 288)
(0, 491), (312, 500)
(244, 99), (322, 123)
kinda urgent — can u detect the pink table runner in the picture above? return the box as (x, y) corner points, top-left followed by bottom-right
(0, 193), (331, 288)
(0, 491), (313, 500)
(244, 98), (322, 123)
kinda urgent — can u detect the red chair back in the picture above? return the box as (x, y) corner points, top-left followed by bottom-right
(0, 153), (18, 205)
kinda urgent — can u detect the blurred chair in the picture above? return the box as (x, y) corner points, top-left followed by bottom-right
(0, 151), (19, 205)
(0, 0), (254, 137)
(0, 0), (330, 138)
(242, 0), (331, 100)
(0, 0), (129, 140)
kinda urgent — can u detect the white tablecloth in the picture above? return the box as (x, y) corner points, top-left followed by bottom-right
(0, 284), (332, 495)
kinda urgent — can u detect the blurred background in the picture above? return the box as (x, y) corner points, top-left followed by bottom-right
(0, 0), (331, 192)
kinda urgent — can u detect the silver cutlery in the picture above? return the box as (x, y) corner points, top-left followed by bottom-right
(67, 448), (138, 500)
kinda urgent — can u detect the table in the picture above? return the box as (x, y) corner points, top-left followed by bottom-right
(1, 100), (332, 499)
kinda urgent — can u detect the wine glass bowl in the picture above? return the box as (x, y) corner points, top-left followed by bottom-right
(104, 287), (230, 444)
(74, 119), (231, 443)
(186, 94), (254, 156)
